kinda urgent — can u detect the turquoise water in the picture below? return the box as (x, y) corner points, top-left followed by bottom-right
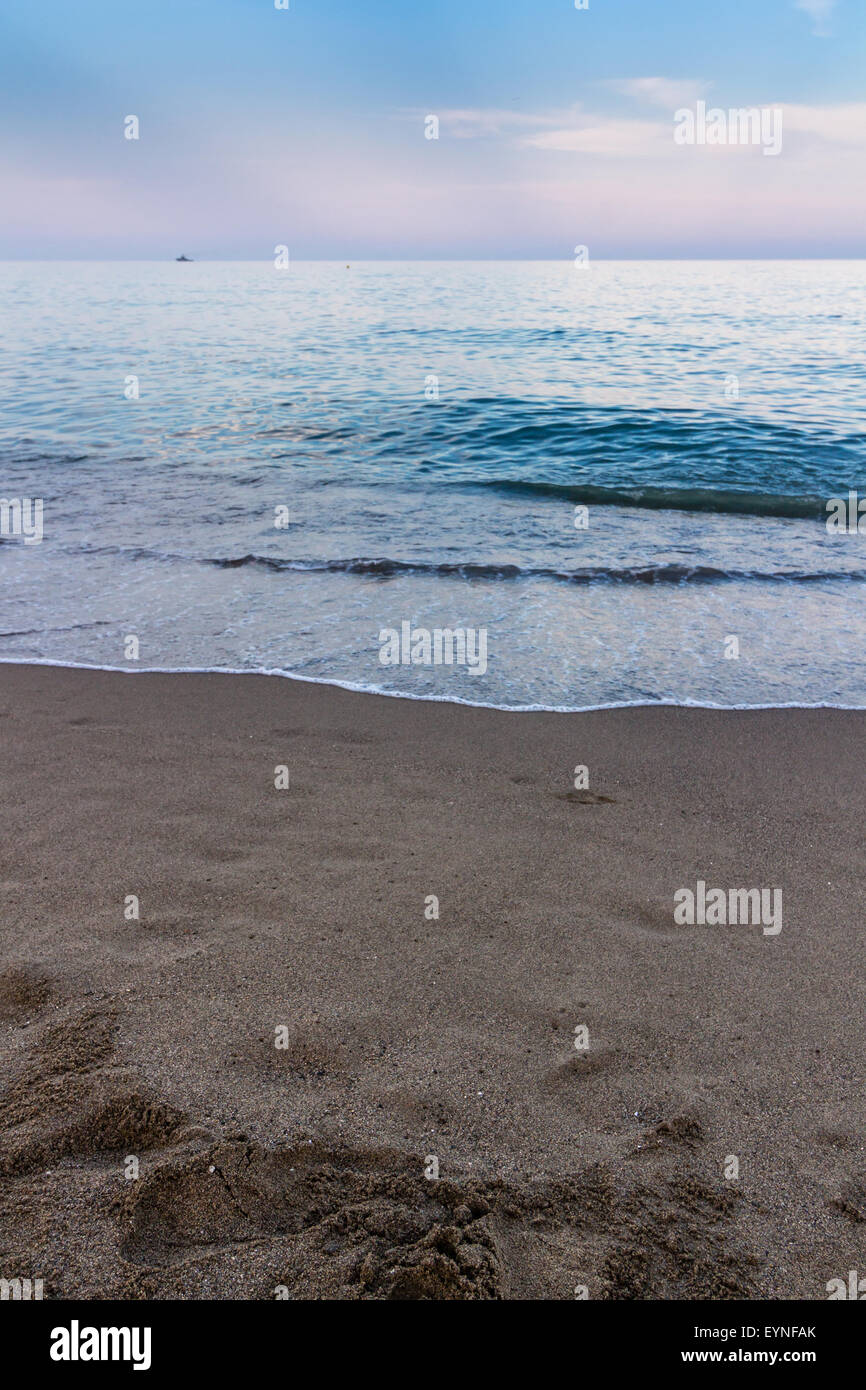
(1, 259), (865, 708)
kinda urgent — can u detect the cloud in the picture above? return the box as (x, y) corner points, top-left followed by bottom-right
(403, 90), (866, 163)
(524, 102), (866, 160)
(783, 102), (866, 144)
(795, 0), (836, 35)
(605, 77), (708, 110)
(403, 108), (562, 139)
(411, 103), (670, 158)
(522, 117), (667, 158)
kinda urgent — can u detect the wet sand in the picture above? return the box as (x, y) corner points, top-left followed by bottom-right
(1, 663), (864, 1299)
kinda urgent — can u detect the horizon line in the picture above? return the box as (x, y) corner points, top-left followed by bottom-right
(1, 255), (864, 263)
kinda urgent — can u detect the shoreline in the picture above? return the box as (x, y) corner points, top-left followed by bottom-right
(1, 663), (865, 1299)
(1, 656), (863, 715)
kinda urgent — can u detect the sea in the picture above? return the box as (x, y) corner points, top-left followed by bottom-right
(1, 258), (864, 710)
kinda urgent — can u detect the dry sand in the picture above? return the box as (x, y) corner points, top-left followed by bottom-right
(1, 663), (864, 1299)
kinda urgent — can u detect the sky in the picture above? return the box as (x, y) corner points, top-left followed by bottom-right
(0, 0), (864, 258)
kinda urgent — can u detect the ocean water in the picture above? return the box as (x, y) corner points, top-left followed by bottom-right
(1, 259), (865, 709)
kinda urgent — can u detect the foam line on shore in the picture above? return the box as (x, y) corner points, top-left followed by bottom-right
(1, 655), (863, 715)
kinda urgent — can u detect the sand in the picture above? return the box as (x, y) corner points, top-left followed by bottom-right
(0, 663), (864, 1300)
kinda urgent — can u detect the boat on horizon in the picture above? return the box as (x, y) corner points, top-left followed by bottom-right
(176, 254), (193, 262)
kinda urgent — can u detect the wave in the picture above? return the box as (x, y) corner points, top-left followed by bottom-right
(3, 656), (865, 716)
(400, 400), (864, 473)
(466, 479), (829, 519)
(54, 540), (864, 585)
(207, 554), (862, 586)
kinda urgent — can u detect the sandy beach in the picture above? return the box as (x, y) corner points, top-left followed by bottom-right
(1, 663), (864, 1300)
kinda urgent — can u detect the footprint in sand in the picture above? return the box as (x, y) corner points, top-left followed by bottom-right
(557, 790), (617, 805)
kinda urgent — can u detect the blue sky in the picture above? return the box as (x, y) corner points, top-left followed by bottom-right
(1, 0), (863, 256)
